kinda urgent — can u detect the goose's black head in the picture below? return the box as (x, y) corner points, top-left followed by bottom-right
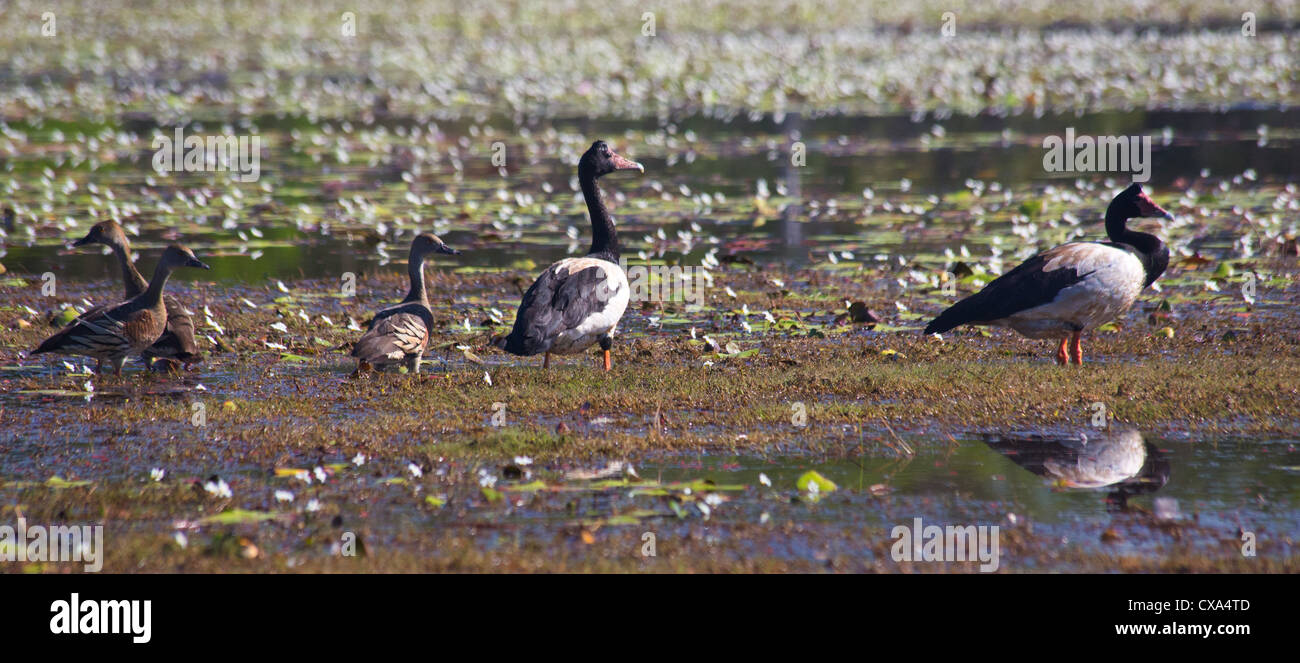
(1107, 183), (1171, 286)
(578, 141), (643, 180)
(1112, 183), (1173, 221)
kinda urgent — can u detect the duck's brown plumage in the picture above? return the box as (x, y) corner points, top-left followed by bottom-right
(351, 233), (459, 374)
(32, 244), (210, 375)
(72, 220), (203, 366)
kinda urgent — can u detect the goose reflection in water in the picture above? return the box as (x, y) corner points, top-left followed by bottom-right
(982, 427), (1170, 510)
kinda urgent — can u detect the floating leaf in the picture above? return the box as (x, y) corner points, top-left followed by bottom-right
(198, 509), (278, 525)
(796, 471), (837, 494)
(45, 476), (93, 489)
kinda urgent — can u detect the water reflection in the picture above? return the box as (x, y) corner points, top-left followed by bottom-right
(982, 427), (1170, 509)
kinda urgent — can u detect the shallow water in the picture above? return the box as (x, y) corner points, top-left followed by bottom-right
(2, 107), (1297, 571)
(3, 108), (1296, 282)
(642, 431), (1299, 562)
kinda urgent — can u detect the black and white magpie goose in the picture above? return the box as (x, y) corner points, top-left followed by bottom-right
(924, 183), (1172, 364)
(493, 140), (643, 371)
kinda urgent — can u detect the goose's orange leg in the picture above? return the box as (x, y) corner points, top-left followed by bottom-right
(602, 350), (612, 372)
(1056, 338), (1070, 365)
(1070, 332), (1083, 365)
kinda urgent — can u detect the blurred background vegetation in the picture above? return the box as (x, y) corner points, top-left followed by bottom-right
(1, 0), (1296, 122)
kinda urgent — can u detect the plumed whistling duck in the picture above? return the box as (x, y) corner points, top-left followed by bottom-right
(73, 220), (203, 370)
(32, 244), (210, 375)
(924, 183), (1172, 364)
(493, 140), (643, 371)
(351, 233), (459, 375)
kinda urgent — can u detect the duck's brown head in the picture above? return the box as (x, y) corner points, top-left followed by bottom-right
(160, 244), (211, 271)
(72, 220), (130, 249)
(412, 232), (460, 257)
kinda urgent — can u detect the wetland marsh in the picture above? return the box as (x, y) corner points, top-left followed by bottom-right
(1, 1), (1297, 573)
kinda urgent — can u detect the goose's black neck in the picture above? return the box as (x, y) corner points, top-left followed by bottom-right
(580, 172), (619, 263)
(1105, 203), (1169, 287)
(403, 249), (428, 305)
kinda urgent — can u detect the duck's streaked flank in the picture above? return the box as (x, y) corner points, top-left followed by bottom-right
(351, 233), (459, 375)
(32, 244), (210, 375)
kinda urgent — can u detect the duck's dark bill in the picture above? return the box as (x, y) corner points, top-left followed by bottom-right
(438, 244), (461, 255)
(188, 258), (211, 269)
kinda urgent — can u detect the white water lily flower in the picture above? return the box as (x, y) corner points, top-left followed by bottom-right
(204, 478), (232, 498)
(484, 372), (492, 386)
(352, 453), (366, 466)
(275, 490), (294, 503)
(270, 322), (289, 333)
(150, 468), (165, 482)
(408, 463), (423, 478)
(759, 473), (771, 487)
(305, 499), (321, 512)
(313, 466), (328, 483)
